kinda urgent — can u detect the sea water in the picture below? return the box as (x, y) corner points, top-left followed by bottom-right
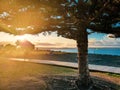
(51, 48), (120, 56)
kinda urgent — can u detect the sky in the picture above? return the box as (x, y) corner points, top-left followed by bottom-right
(0, 31), (120, 48)
(0, 0), (120, 48)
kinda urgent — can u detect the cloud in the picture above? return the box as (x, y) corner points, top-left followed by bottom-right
(36, 41), (73, 48)
(106, 34), (115, 38)
(0, 32), (16, 45)
(35, 35), (120, 48)
(35, 42), (67, 48)
(89, 36), (120, 48)
(0, 31), (120, 48)
(36, 43), (57, 46)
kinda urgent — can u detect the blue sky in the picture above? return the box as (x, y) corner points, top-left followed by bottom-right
(88, 33), (106, 40)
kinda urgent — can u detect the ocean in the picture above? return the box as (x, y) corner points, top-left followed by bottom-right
(51, 48), (120, 67)
(51, 48), (120, 56)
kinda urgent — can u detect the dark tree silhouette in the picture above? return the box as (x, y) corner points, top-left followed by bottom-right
(0, 0), (120, 88)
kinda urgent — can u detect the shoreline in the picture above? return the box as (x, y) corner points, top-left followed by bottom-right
(0, 48), (120, 67)
(0, 57), (120, 74)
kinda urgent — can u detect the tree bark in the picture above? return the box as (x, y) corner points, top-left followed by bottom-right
(76, 28), (91, 86)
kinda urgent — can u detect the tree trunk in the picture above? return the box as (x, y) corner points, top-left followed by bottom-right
(76, 28), (91, 87)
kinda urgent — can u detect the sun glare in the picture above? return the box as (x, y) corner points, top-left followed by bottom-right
(16, 35), (27, 41)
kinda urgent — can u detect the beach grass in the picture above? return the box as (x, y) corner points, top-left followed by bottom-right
(0, 48), (120, 89)
(0, 59), (76, 78)
(0, 59), (120, 89)
(0, 59), (77, 89)
(107, 73), (120, 77)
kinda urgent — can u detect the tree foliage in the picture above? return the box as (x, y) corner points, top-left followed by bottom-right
(0, 0), (120, 38)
